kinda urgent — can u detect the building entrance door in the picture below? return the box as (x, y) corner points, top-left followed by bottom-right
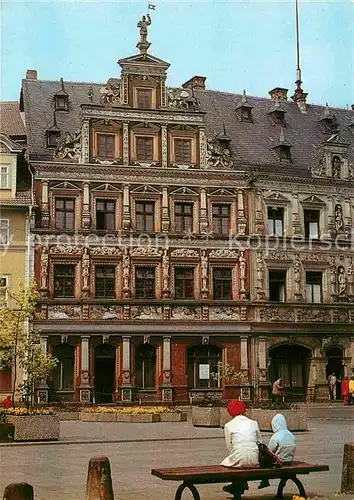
(94, 344), (116, 403)
(325, 347), (343, 400)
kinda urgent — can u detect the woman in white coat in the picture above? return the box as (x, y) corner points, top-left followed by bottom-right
(221, 400), (262, 495)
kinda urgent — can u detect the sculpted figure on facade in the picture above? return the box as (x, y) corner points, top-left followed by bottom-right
(200, 250), (209, 297)
(239, 251), (246, 295)
(162, 249), (170, 295)
(349, 162), (354, 180)
(100, 82), (120, 105)
(206, 139), (234, 169)
(332, 156), (341, 178)
(40, 246), (49, 290)
(122, 248), (130, 297)
(256, 253), (264, 291)
(337, 265), (347, 296)
(82, 247), (90, 292)
(54, 129), (81, 161)
(311, 157), (326, 178)
(137, 14), (151, 44)
(167, 88), (201, 112)
(334, 204), (344, 233)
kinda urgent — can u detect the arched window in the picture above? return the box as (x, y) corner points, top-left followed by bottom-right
(187, 345), (222, 389)
(135, 344), (156, 389)
(51, 344), (75, 391)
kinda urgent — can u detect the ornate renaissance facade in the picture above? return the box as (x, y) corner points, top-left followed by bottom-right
(18, 17), (354, 404)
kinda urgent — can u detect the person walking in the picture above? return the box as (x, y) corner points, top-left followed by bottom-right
(328, 373), (337, 400)
(221, 400), (262, 495)
(348, 376), (354, 405)
(272, 378), (283, 403)
(341, 376), (350, 405)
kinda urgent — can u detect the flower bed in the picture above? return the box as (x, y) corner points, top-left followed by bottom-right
(81, 406), (186, 423)
(5, 408), (59, 441)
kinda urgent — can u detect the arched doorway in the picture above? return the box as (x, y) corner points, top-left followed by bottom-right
(51, 344), (75, 398)
(94, 344), (116, 403)
(325, 346), (343, 400)
(268, 344), (311, 401)
(135, 344), (156, 389)
(187, 345), (222, 389)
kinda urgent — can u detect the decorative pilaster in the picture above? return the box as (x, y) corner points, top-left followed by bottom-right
(161, 187), (170, 232)
(41, 181), (49, 228)
(80, 118), (90, 164)
(37, 336), (49, 403)
(255, 190), (265, 234)
(240, 336), (249, 380)
(162, 336), (172, 401)
(122, 122), (129, 166)
(237, 190), (247, 235)
(162, 249), (170, 298)
(82, 182), (90, 229)
(40, 247), (49, 297)
(199, 188), (208, 233)
(121, 74), (129, 105)
(122, 247), (131, 298)
(239, 251), (247, 300)
(121, 336), (132, 402)
(344, 199), (352, 237)
(160, 77), (167, 108)
(258, 337), (267, 382)
(256, 252), (265, 300)
(161, 124), (168, 167)
(200, 249), (209, 299)
(293, 254), (302, 301)
(330, 255), (338, 301)
(122, 184), (131, 229)
(80, 336), (91, 402)
(199, 127), (207, 169)
(347, 257), (353, 298)
(327, 197), (335, 237)
(82, 247), (90, 297)
(291, 193), (301, 236)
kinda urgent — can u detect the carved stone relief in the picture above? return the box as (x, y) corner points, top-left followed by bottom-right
(100, 81), (120, 105)
(260, 307), (295, 323)
(167, 88), (201, 111)
(200, 250), (209, 299)
(48, 305), (81, 320)
(50, 246), (82, 255)
(334, 204), (344, 233)
(131, 305), (162, 320)
(40, 247), (49, 290)
(296, 308), (331, 323)
(209, 307), (241, 321)
(206, 139), (234, 169)
(130, 247), (163, 257)
(171, 306), (201, 320)
(90, 305), (121, 320)
(54, 129), (81, 161)
(171, 248), (199, 258)
(337, 265), (347, 297)
(209, 249), (239, 259)
(90, 246), (122, 256)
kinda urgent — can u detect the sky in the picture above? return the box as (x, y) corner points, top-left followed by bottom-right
(1, 0), (353, 108)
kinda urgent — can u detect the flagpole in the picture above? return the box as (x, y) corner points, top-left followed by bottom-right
(295, 0), (301, 83)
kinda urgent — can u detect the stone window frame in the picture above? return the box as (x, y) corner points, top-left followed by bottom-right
(91, 192), (122, 232)
(263, 194), (291, 237)
(49, 187), (81, 231)
(301, 262), (329, 303)
(131, 192), (162, 233)
(169, 129), (197, 167)
(131, 261), (160, 300)
(50, 259), (80, 300)
(0, 218), (10, 246)
(210, 264), (237, 300)
(170, 195), (199, 234)
(92, 122), (122, 162)
(133, 84), (157, 109)
(170, 262), (199, 300)
(0, 164), (10, 189)
(300, 196), (326, 240)
(208, 197), (237, 236)
(264, 258), (292, 303)
(130, 124), (159, 164)
(91, 260), (120, 300)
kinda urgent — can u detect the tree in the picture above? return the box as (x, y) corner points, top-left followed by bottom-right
(0, 280), (58, 408)
(211, 361), (243, 385)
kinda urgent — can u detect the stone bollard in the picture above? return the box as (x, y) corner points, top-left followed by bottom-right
(85, 456), (114, 500)
(2, 483), (34, 500)
(341, 442), (354, 493)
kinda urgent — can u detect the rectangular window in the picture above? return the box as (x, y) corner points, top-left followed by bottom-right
(175, 203), (193, 233)
(0, 166), (9, 188)
(304, 210), (320, 239)
(0, 276), (8, 307)
(213, 268), (232, 299)
(55, 198), (75, 230)
(268, 207), (284, 237)
(135, 267), (155, 298)
(0, 220), (10, 245)
(212, 204), (230, 235)
(97, 134), (115, 158)
(175, 267), (194, 299)
(136, 201), (154, 232)
(54, 264), (75, 298)
(174, 139), (192, 164)
(136, 137), (153, 161)
(269, 270), (286, 302)
(96, 199), (116, 231)
(137, 89), (152, 109)
(306, 271), (322, 303)
(95, 266), (116, 298)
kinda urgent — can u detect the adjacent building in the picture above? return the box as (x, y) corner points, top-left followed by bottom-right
(18, 17), (354, 404)
(0, 101), (32, 397)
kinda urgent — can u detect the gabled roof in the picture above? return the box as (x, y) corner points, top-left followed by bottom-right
(0, 101), (26, 137)
(0, 133), (22, 153)
(118, 53), (170, 69)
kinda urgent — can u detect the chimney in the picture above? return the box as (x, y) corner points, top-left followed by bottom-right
(182, 75), (206, 91)
(269, 87), (288, 101)
(26, 69), (37, 80)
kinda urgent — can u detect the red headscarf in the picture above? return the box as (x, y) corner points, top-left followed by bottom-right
(227, 400), (246, 417)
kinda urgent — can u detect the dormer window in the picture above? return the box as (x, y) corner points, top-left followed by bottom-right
(279, 146), (291, 161)
(235, 90), (253, 123)
(267, 99), (287, 126)
(53, 78), (69, 111)
(272, 128), (292, 162)
(137, 88), (152, 109)
(217, 124), (231, 151)
(46, 130), (61, 148)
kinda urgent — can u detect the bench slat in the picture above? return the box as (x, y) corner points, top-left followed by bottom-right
(151, 461), (329, 483)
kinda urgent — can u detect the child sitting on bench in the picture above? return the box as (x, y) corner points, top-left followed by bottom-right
(259, 413), (296, 489)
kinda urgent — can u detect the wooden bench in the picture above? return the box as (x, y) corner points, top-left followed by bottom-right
(151, 461), (329, 500)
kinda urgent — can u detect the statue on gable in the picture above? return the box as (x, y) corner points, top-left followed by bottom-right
(54, 129), (81, 161)
(332, 156), (341, 179)
(137, 14), (151, 44)
(334, 204), (344, 233)
(168, 88), (200, 111)
(100, 82), (120, 105)
(206, 139), (233, 169)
